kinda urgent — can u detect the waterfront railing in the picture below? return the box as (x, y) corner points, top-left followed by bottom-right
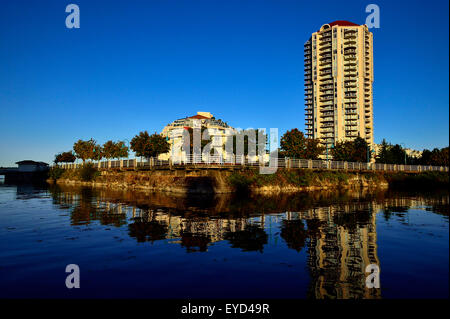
(57, 154), (449, 173)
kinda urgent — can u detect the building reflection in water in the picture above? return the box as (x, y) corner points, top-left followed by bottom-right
(45, 184), (448, 299)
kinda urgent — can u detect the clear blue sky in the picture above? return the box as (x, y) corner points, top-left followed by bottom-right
(0, 0), (448, 166)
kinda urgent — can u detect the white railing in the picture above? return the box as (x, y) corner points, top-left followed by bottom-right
(56, 155), (449, 173)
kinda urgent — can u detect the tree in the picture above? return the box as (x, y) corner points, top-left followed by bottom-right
(351, 137), (370, 162)
(54, 153), (63, 165)
(130, 131), (170, 159)
(280, 129), (323, 159)
(102, 140), (116, 160)
(73, 139), (96, 163)
(59, 151), (76, 163)
(92, 143), (103, 162)
(375, 139), (407, 164)
(115, 141), (129, 160)
(103, 140), (129, 160)
(331, 137), (369, 162)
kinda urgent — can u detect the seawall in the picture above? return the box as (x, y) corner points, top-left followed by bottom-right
(47, 168), (407, 194)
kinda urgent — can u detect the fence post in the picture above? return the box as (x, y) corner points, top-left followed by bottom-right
(169, 158), (173, 170)
(308, 159), (312, 169)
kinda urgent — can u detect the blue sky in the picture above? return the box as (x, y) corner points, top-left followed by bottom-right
(0, 0), (448, 166)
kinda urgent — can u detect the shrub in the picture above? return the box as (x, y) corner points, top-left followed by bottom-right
(79, 163), (100, 182)
(228, 172), (253, 193)
(48, 166), (65, 180)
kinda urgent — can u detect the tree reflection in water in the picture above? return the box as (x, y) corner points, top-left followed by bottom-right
(45, 184), (448, 299)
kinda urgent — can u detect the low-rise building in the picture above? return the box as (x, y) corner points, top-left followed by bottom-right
(15, 160), (49, 172)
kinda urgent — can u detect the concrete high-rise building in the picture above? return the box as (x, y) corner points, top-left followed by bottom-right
(304, 21), (374, 151)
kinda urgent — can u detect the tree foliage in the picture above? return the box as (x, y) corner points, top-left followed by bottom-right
(130, 131), (170, 159)
(419, 147), (449, 166)
(103, 140), (129, 160)
(73, 139), (96, 163)
(376, 139), (407, 164)
(331, 137), (370, 162)
(280, 128), (324, 160)
(54, 151), (76, 165)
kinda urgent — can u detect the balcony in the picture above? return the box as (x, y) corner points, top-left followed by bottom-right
(320, 84), (333, 90)
(344, 39), (356, 45)
(344, 54), (357, 61)
(319, 58), (332, 65)
(320, 96), (334, 102)
(320, 69), (332, 76)
(304, 50), (311, 56)
(344, 66), (357, 72)
(319, 47), (332, 55)
(344, 49), (356, 54)
(321, 117), (334, 122)
(320, 106), (334, 112)
(320, 91), (334, 97)
(344, 82), (357, 88)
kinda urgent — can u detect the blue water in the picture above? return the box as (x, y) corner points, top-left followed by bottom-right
(0, 184), (448, 299)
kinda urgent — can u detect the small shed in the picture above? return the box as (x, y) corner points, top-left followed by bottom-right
(15, 160), (49, 172)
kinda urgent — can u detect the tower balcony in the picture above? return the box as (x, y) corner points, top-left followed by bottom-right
(320, 96), (334, 102)
(344, 54), (357, 60)
(319, 48), (332, 55)
(319, 58), (332, 66)
(321, 116), (334, 122)
(320, 84), (333, 90)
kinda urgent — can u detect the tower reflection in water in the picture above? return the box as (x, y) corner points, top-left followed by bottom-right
(47, 185), (448, 299)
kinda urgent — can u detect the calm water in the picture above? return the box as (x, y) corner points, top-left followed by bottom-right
(0, 183), (448, 299)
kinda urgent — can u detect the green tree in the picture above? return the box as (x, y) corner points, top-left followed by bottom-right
(130, 131), (170, 159)
(280, 129), (323, 159)
(73, 139), (96, 163)
(92, 143), (103, 162)
(102, 140), (116, 160)
(60, 151), (76, 163)
(375, 140), (407, 164)
(115, 141), (129, 160)
(331, 137), (369, 162)
(103, 140), (129, 160)
(351, 137), (370, 162)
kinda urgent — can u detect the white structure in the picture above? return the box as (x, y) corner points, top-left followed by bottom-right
(160, 112), (237, 162)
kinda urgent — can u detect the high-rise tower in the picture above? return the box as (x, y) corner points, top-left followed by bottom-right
(304, 21), (374, 150)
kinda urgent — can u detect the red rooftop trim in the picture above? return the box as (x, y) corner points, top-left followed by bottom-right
(328, 20), (359, 27)
(188, 114), (209, 119)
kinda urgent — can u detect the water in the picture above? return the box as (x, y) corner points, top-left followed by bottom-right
(0, 184), (448, 299)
